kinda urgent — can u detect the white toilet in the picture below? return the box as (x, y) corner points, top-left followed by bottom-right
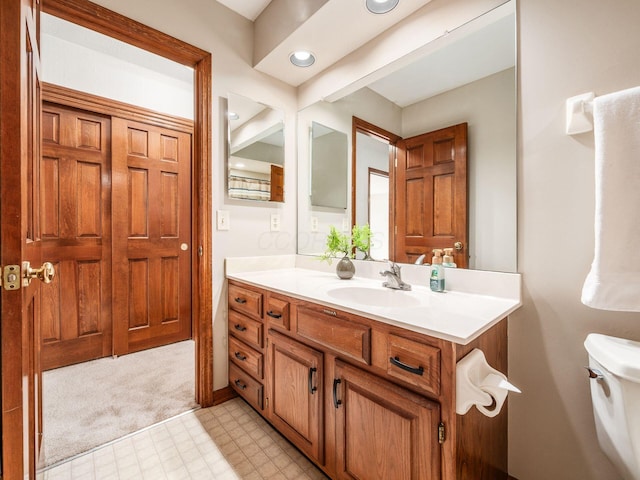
(585, 333), (640, 480)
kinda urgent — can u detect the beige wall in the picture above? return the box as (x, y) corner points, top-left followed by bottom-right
(512, 0), (640, 478)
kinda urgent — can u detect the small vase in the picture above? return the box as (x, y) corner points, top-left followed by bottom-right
(336, 256), (355, 280)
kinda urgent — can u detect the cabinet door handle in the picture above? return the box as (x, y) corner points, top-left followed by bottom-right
(234, 324), (247, 332)
(234, 352), (247, 361)
(308, 367), (318, 394)
(234, 297), (247, 304)
(266, 310), (282, 319)
(333, 378), (342, 408)
(234, 379), (247, 390)
(390, 356), (424, 376)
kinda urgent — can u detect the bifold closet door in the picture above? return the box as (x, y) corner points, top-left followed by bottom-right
(111, 117), (192, 356)
(40, 104), (113, 370)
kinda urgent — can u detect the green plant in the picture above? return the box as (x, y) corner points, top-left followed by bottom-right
(351, 224), (372, 258)
(320, 225), (353, 263)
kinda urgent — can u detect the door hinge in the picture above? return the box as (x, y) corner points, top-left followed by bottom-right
(198, 245), (203, 257)
(394, 157), (397, 168)
(438, 422), (446, 444)
(1, 265), (22, 291)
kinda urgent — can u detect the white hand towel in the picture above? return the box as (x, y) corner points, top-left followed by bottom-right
(581, 86), (640, 311)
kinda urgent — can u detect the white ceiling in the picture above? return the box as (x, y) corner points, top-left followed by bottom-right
(216, 0), (272, 21)
(217, 0), (515, 107)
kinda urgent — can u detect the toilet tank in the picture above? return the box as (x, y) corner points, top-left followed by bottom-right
(585, 334), (640, 480)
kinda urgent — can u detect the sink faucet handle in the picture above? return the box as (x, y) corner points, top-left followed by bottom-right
(389, 261), (401, 275)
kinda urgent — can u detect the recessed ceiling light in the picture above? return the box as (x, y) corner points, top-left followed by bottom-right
(365, 0), (399, 14)
(228, 111), (239, 120)
(290, 50), (315, 67)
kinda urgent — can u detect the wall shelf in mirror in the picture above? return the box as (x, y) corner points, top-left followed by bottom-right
(227, 93), (285, 202)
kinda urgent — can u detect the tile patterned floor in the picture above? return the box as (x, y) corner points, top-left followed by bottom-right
(42, 397), (330, 480)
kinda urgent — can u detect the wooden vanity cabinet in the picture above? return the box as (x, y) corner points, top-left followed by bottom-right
(266, 330), (324, 464)
(333, 360), (441, 480)
(227, 282), (265, 411)
(227, 280), (509, 480)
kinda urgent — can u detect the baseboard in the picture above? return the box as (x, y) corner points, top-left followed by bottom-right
(212, 386), (237, 406)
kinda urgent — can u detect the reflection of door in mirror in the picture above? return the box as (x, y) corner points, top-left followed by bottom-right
(353, 117), (468, 267)
(353, 117), (400, 260)
(395, 123), (468, 268)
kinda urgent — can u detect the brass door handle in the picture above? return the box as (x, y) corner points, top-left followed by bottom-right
(22, 261), (55, 286)
(454, 242), (463, 251)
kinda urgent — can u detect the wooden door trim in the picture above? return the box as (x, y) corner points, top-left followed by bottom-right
(41, 0), (214, 407)
(43, 83), (194, 133)
(352, 117), (401, 256)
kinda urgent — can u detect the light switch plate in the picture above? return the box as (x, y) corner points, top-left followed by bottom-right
(342, 218), (350, 232)
(270, 213), (281, 232)
(217, 210), (230, 230)
(310, 216), (319, 232)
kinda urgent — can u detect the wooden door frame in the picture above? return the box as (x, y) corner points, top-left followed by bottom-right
(41, 0), (214, 407)
(351, 117), (401, 259)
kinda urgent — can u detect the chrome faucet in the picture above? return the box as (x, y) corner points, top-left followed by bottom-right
(380, 262), (411, 291)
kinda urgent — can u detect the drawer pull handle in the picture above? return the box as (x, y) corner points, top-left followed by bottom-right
(308, 367), (318, 394)
(234, 297), (247, 304)
(267, 311), (282, 319)
(234, 324), (247, 332)
(390, 356), (424, 376)
(333, 378), (342, 408)
(234, 379), (247, 390)
(323, 309), (338, 317)
(234, 352), (247, 361)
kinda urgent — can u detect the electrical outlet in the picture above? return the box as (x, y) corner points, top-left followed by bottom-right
(217, 210), (230, 230)
(342, 218), (350, 232)
(310, 216), (319, 232)
(270, 213), (281, 232)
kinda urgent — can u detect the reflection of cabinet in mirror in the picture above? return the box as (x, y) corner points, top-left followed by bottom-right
(227, 93), (285, 202)
(311, 121), (348, 209)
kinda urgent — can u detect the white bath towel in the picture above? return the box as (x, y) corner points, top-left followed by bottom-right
(582, 86), (640, 311)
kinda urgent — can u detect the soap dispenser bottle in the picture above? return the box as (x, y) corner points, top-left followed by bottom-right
(430, 249), (445, 292)
(443, 248), (457, 268)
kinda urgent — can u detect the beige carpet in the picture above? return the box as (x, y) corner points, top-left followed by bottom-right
(42, 340), (198, 467)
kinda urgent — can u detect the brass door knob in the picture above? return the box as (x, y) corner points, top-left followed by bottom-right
(454, 241), (464, 251)
(22, 261), (55, 286)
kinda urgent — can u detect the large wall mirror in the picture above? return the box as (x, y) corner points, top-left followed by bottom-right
(227, 93), (285, 202)
(297, 0), (517, 272)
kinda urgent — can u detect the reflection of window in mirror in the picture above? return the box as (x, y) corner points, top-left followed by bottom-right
(227, 93), (285, 202)
(368, 169), (389, 261)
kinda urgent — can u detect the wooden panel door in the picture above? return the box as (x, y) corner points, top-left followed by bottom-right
(334, 361), (441, 480)
(40, 103), (112, 370)
(112, 117), (192, 355)
(395, 123), (468, 267)
(266, 330), (324, 464)
(270, 164), (284, 202)
(0, 0), (45, 477)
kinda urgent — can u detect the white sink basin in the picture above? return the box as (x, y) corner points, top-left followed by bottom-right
(326, 286), (422, 308)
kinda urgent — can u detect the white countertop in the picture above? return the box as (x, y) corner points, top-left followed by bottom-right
(226, 256), (522, 345)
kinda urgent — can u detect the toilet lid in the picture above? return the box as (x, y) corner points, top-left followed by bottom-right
(584, 333), (640, 382)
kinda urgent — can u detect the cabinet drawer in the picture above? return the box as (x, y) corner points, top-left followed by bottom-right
(386, 334), (440, 396)
(228, 335), (263, 380)
(228, 309), (263, 350)
(297, 305), (371, 365)
(228, 284), (262, 320)
(265, 295), (290, 330)
(229, 363), (263, 411)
